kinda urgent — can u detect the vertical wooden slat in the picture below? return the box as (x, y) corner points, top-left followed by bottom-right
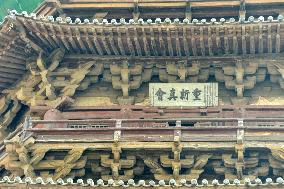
(276, 23), (281, 53)
(241, 25), (247, 55)
(26, 20), (51, 49)
(166, 28), (174, 56)
(182, 27), (190, 56)
(158, 28), (166, 56)
(224, 26), (229, 54)
(175, 28), (181, 56)
(126, 27), (135, 56)
(133, 28), (142, 56)
(249, 25), (255, 54)
(258, 23), (263, 53)
(75, 28), (87, 53)
(100, 28), (112, 55)
(268, 25), (272, 53)
(39, 22), (58, 48)
(142, 28), (150, 56)
(93, 28), (104, 55)
(117, 28), (126, 55)
(215, 27), (221, 55)
(57, 25), (72, 52)
(208, 26), (213, 56)
(190, 27), (197, 56)
(84, 28), (97, 54)
(48, 23), (62, 48)
(34, 21), (56, 48)
(200, 27), (205, 56)
(108, 28), (120, 55)
(150, 28), (158, 56)
(66, 26), (79, 53)
(233, 26), (238, 55)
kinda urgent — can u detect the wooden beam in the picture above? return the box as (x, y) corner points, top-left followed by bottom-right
(65, 53), (284, 61)
(108, 28), (120, 56)
(84, 28), (97, 54)
(48, 24), (62, 49)
(190, 27), (197, 56)
(125, 28), (135, 56)
(224, 26), (229, 55)
(268, 25), (272, 53)
(215, 27), (221, 55)
(74, 27), (88, 53)
(23, 20), (51, 51)
(133, 28), (142, 56)
(0, 56), (25, 65)
(0, 77), (16, 83)
(57, 25), (72, 52)
(0, 71), (22, 79)
(92, 28), (104, 55)
(233, 26), (238, 55)
(249, 25), (255, 54)
(200, 27), (205, 56)
(0, 67), (26, 75)
(166, 28), (174, 56)
(175, 28), (181, 56)
(117, 28), (126, 56)
(0, 61), (26, 70)
(208, 27), (213, 56)
(258, 23), (263, 54)
(241, 26), (247, 55)
(60, 1), (284, 9)
(276, 23), (281, 53)
(67, 26), (80, 53)
(38, 22), (58, 49)
(142, 28), (150, 56)
(158, 28), (166, 56)
(100, 28), (112, 55)
(150, 28), (158, 56)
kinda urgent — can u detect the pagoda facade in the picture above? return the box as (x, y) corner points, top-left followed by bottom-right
(0, 0), (284, 188)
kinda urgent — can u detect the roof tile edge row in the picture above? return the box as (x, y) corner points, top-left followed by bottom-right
(5, 10), (284, 26)
(0, 176), (284, 187)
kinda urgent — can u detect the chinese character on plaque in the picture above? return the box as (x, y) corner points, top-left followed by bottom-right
(149, 83), (218, 107)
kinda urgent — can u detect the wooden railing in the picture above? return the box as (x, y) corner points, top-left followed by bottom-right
(30, 117), (284, 127)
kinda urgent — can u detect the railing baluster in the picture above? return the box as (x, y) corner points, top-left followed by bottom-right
(238, 118), (244, 127)
(114, 119), (122, 142)
(175, 120), (181, 127)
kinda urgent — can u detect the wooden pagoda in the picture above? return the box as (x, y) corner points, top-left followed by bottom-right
(0, 0), (284, 188)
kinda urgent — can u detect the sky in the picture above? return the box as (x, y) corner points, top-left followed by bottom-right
(0, 0), (43, 22)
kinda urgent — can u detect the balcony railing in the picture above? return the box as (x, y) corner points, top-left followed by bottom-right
(29, 117), (284, 129)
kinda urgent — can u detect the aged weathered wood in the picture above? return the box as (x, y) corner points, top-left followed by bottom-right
(0, 0), (284, 184)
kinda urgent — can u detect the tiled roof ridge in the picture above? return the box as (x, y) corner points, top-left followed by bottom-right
(1, 176), (284, 187)
(5, 10), (284, 26)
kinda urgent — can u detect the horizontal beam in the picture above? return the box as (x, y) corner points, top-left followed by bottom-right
(59, 0), (284, 9)
(64, 53), (284, 61)
(31, 117), (284, 124)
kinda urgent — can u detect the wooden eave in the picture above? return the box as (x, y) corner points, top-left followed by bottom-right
(1, 12), (284, 93)
(11, 14), (284, 57)
(0, 19), (29, 93)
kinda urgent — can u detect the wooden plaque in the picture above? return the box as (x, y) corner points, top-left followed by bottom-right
(149, 83), (218, 107)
